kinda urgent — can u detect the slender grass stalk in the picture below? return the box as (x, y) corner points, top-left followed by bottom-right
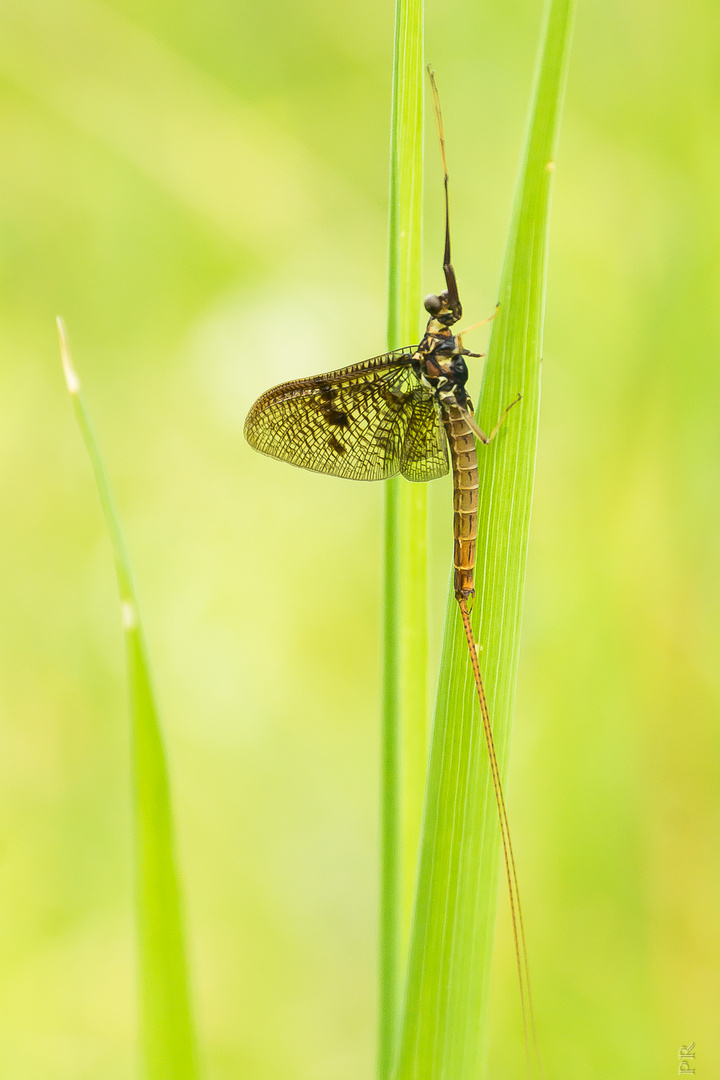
(58, 320), (199, 1080)
(380, 0), (425, 1076)
(392, 1), (575, 1077)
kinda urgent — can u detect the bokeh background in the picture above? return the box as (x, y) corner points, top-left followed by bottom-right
(1, 0), (718, 1077)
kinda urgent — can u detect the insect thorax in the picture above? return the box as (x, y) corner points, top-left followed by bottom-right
(412, 320), (470, 408)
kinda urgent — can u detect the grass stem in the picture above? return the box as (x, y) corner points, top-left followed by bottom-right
(380, 0), (425, 1075)
(58, 319), (199, 1080)
(392, 1), (575, 1075)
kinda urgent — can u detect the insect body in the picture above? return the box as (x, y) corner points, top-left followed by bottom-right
(244, 287), (514, 603)
(244, 67), (537, 1072)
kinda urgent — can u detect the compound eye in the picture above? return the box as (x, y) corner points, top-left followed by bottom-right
(424, 293), (442, 315)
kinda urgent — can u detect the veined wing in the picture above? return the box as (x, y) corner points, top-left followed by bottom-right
(244, 347), (449, 482)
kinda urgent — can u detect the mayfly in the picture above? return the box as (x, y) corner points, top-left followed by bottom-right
(245, 69), (538, 1065)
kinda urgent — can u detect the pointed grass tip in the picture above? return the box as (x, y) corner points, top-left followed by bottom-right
(56, 316), (81, 395)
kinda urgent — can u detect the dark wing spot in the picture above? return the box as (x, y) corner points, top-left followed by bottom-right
(328, 434), (346, 455)
(324, 408), (349, 427)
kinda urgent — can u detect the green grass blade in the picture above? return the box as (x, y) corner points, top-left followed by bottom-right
(393, 1), (575, 1077)
(58, 320), (199, 1080)
(380, 0), (425, 1075)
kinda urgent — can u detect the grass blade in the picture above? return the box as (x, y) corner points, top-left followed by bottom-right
(380, 0), (425, 1075)
(393, 0), (575, 1076)
(58, 320), (199, 1080)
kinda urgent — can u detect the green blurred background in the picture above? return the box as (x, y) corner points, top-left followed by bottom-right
(0, 0), (718, 1076)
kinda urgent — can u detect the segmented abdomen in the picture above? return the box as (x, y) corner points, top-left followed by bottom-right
(442, 403), (479, 602)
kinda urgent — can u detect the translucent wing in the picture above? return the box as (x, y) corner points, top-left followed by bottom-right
(400, 392), (450, 482)
(244, 347), (449, 482)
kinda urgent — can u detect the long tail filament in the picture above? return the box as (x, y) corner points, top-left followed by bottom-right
(457, 598), (543, 1079)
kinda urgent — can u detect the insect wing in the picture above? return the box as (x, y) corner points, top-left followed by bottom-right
(400, 393), (448, 482)
(244, 348), (448, 482)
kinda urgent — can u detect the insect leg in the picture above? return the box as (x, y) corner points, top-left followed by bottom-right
(464, 392), (522, 445)
(455, 303), (500, 341)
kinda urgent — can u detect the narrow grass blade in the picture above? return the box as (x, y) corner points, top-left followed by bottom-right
(58, 320), (199, 1080)
(393, 1), (575, 1077)
(380, 0), (425, 1075)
